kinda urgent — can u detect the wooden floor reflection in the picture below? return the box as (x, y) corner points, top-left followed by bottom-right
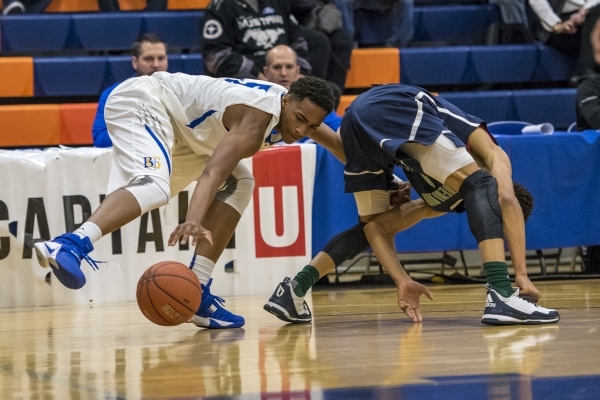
(1, 279), (599, 399)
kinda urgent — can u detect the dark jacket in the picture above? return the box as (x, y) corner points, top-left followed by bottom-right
(201, 0), (310, 77)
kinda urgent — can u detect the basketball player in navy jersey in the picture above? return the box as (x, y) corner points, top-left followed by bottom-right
(265, 83), (559, 326)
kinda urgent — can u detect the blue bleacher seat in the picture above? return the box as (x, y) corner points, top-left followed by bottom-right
(470, 44), (538, 83)
(106, 56), (135, 87)
(417, 5), (499, 44)
(439, 90), (512, 122)
(512, 88), (576, 128)
(143, 11), (203, 50)
(169, 54), (204, 75)
(534, 44), (578, 82)
(0, 14), (71, 53)
(401, 46), (469, 85)
(72, 13), (142, 51)
(34, 57), (107, 96)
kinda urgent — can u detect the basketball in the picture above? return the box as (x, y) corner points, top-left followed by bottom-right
(136, 261), (202, 326)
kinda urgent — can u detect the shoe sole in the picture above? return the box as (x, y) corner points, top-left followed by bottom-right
(481, 314), (560, 325)
(33, 242), (85, 290)
(264, 302), (312, 324)
(189, 316), (245, 329)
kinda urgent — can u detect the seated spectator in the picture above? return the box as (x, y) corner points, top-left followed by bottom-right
(2, 0), (50, 14)
(489, 0), (534, 43)
(334, 0), (414, 47)
(200, 0), (314, 80)
(529, 0), (600, 82)
(98, 0), (167, 11)
(576, 74), (600, 129)
(262, 44), (342, 131)
(288, 1), (353, 91)
(92, 34), (168, 147)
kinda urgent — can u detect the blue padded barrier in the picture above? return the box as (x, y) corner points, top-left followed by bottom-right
(34, 57), (107, 96)
(72, 14), (142, 51)
(512, 88), (576, 128)
(439, 91), (512, 123)
(168, 54), (204, 75)
(417, 5), (499, 43)
(400, 46), (470, 85)
(143, 11), (203, 50)
(0, 14), (71, 53)
(470, 44), (538, 83)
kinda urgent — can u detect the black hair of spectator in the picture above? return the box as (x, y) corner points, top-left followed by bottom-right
(132, 33), (168, 58)
(288, 76), (335, 113)
(513, 182), (534, 222)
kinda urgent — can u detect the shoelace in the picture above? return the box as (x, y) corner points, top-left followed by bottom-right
(80, 253), (104, 271)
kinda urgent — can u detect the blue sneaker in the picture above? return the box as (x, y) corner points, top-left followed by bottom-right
(482, 285), (560, 325)
(33, 233), (100, 290)
(189, 279), (245, 329)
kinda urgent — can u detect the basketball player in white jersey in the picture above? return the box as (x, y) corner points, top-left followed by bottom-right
(34, 72), (342, 329)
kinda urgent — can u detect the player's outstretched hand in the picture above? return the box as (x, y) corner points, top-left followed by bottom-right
(168, 222), (213, 247)
(397, 280), (433, 322)
(515, 274), (540, 303)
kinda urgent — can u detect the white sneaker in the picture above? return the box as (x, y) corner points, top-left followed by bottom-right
(481, 285), (559, 325)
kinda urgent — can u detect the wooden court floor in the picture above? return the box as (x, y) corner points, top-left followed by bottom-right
(1, 279), (599, 399)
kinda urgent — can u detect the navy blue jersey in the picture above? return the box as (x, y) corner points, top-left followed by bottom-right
(342, 84), (483, 192)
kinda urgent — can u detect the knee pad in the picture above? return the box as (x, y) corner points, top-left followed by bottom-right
(215, 163), (255, 215)
(322, 221), (369, 266)
(458, 170), (504, 243)
(124, 175), (170, 214)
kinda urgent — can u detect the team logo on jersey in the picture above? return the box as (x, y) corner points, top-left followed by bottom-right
(243, 28), (286, 49)
(144, 156), (161, 170)
(203, 19), (223, 40)
(262, 6), (275, 14)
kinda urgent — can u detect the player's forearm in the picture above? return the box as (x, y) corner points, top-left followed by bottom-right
(309, 125), (346, 163)
(364, 221), (411, 284)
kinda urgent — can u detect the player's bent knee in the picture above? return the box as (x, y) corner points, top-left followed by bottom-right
(323, 221), (370, 266)
(215, 163), (255, 215)
(458, 170), (503, 243)
(124, 175), (170, 214)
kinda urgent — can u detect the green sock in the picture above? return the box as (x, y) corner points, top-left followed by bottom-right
(483, 261), (513, 298)
(291, 265), (320, 297)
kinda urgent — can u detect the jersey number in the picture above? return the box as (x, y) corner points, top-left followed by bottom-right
(224, 78), (272, 92)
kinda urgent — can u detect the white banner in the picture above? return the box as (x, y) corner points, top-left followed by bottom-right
(0, 145), (316, 308)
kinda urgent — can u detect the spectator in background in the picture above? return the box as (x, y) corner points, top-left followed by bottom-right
(92, 34), (168, 147)
(489, 0), (534, 43)
(97, 0), (167, 11)
(528, 0), (600, 82)
(263, 44), (342, 131)
(576, 73), (600, 129)
(200, 0), (316, 80)
(288, 0), (353, 92)
(334, 0), (414, 47)
(2, 0), (49, 14)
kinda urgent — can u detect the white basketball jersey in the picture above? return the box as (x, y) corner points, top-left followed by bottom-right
(152, 72), (285, 156)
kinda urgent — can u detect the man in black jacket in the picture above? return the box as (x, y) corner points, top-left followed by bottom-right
(200, 0), (316, 79)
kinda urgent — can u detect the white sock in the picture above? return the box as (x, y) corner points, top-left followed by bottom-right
(73, 222), (102, 243)
(191, 255), (215, 286)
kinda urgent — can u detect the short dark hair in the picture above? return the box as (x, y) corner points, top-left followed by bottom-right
(132, 33), (167, 58)
(513, 182), (534, 222)
(288, 76), (335, 113)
